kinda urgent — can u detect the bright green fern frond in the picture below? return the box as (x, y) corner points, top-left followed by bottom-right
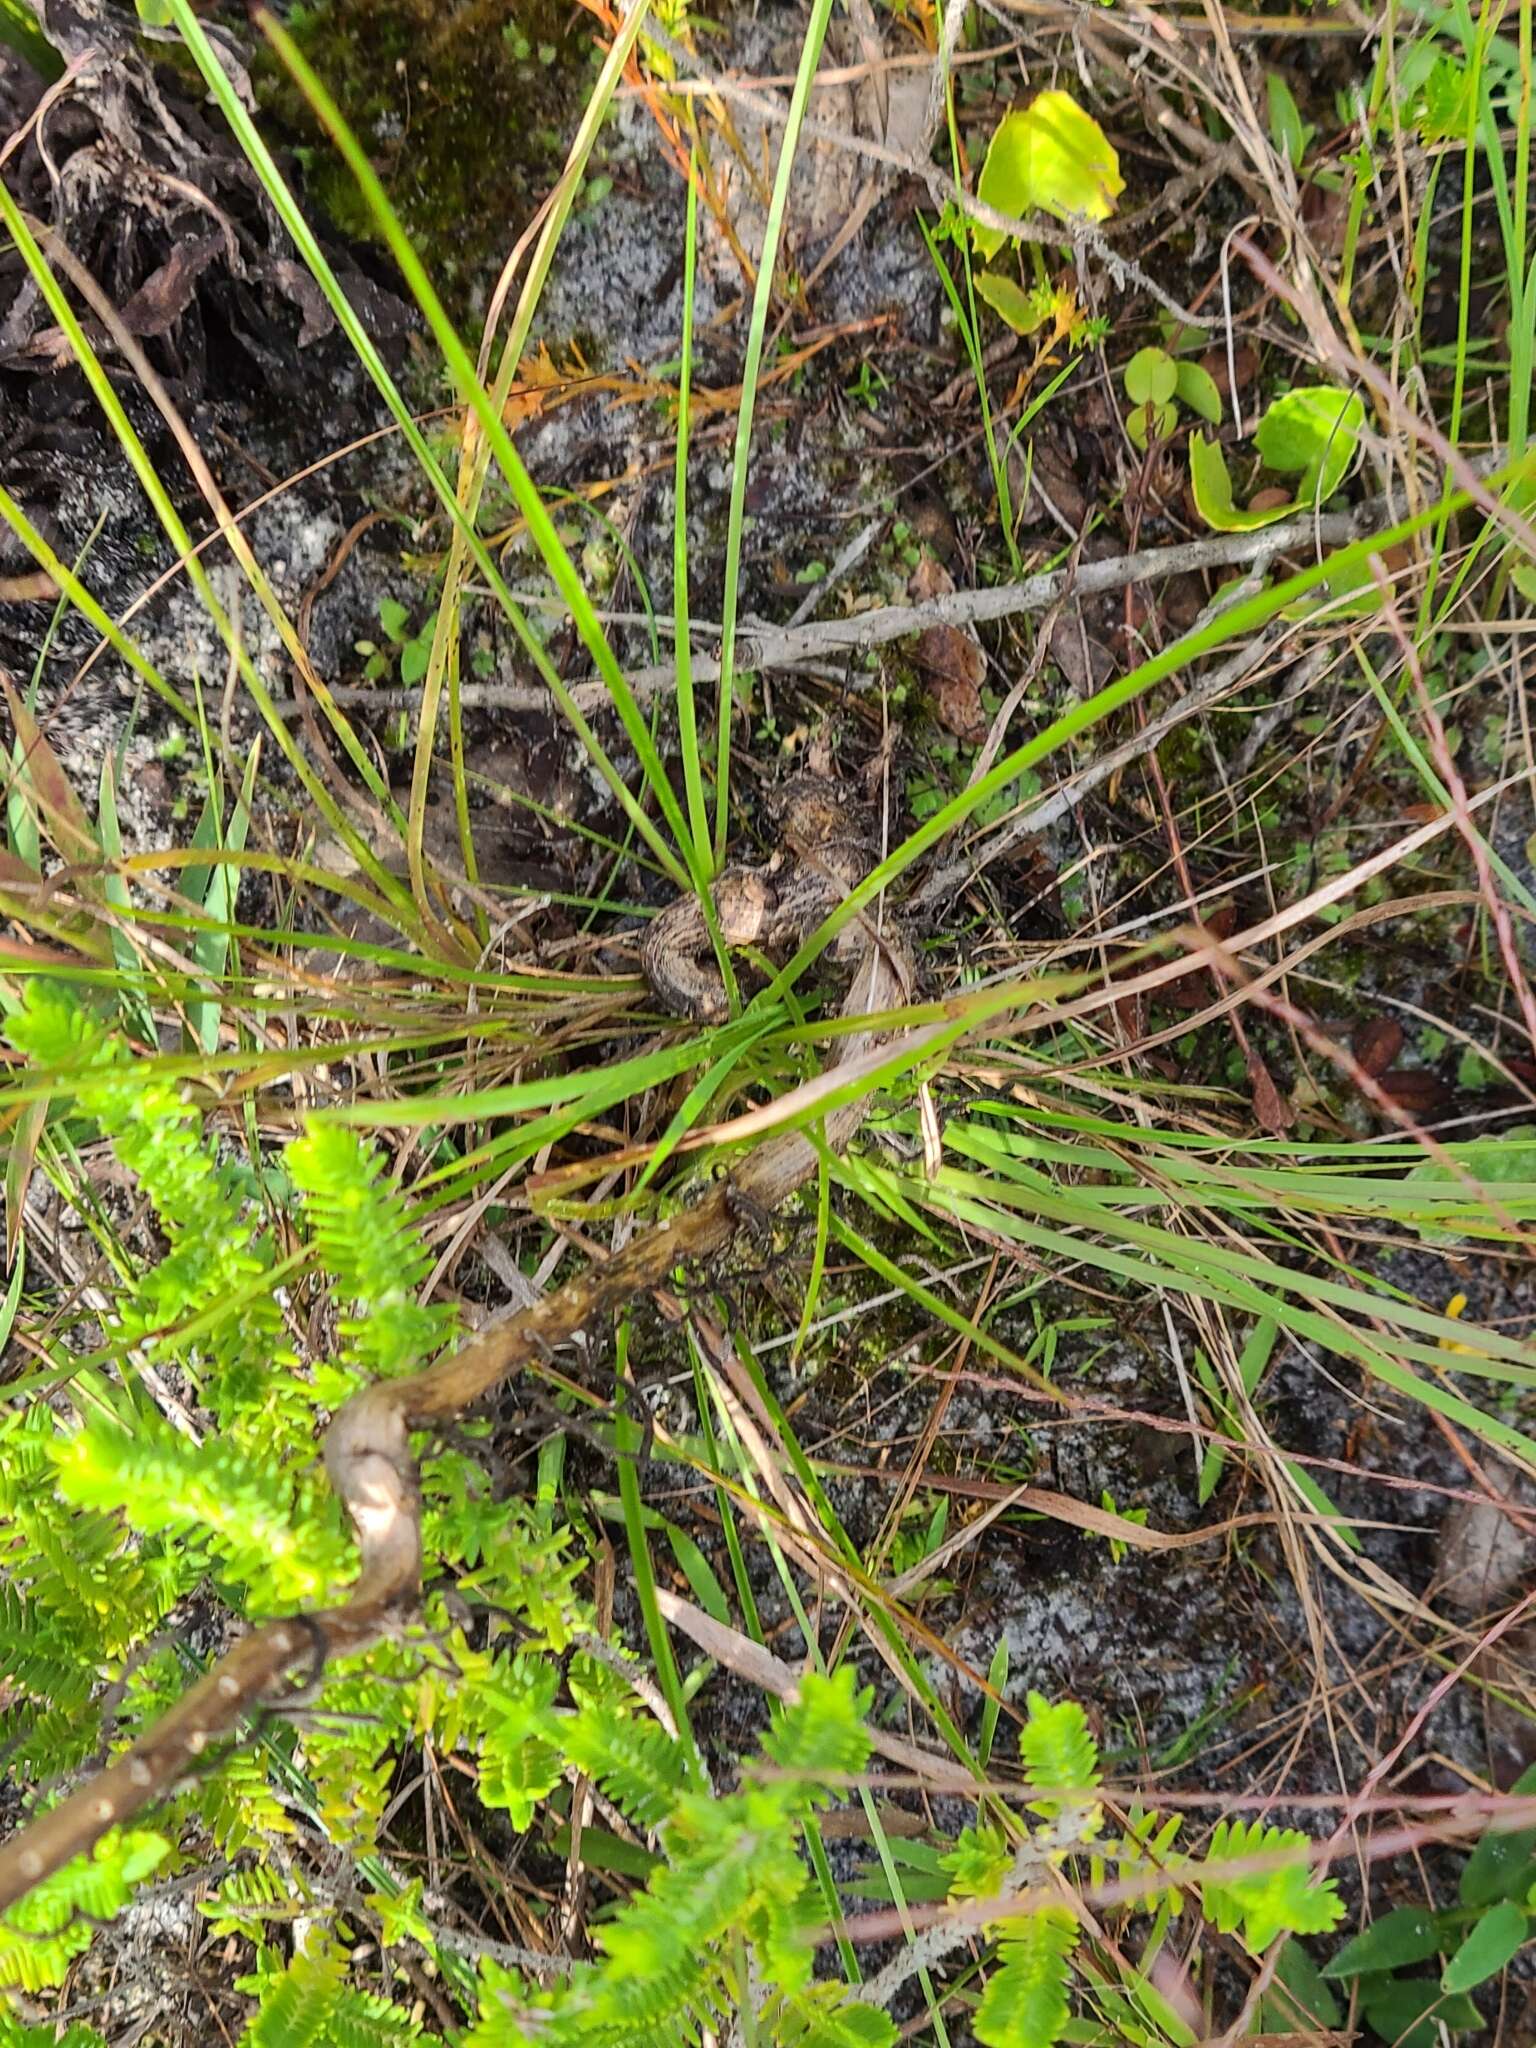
(238, 1935), (346, 2047)
(199, 1862), (303, 1940)
(560, 1702), (691, 1829)
(3, 980), (112, 1074)
(1198, 1818), (1343, 1953)
(0, 2016), (108, 2048)
(288, 1122), (455, 1380)
(768, 1985), (899, 2048)
(1092, 1804), (1185, 1916)
(944, 1819), (1016, 1905)
(431, 1485), (589, 1650)
(759, 1666), (874, 1792)
(190, 1742), (296, 1858)
(1019, 1693), (1101, 1828)
(0, 1829), (169, 1993)
(469, 1653), (564, 1828)
(974, 1906), (1079, 2048)
(52, 1419), (351, 1607)
(5, 983), (281, 1422)
(0, 1580), (95, 1713)
(322, 1983), (427, 2048)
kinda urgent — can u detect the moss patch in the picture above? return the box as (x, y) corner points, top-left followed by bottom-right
(258, 0), (597, 315)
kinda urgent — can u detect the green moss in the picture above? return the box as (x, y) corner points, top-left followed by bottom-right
(257, 0), (596, 315)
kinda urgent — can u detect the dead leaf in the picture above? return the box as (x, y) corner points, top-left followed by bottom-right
(1048, 606), (1115, 695)
(1352, 1015), (1404, 1078)
(908, 555), (954, 603)
(1158, 905), (1236, 1010)
(1376, 1068), (1452, 1117)
(912, 622), (987, 741)
(118, 234), (222, 338)
(1436, 1460), (1536, 1613)
(1, 673), (101, 872)
(5, 1094), (46, 1268)
(271, 260), (335, 348)
(1200, 341), (1259, 406)
(1245, 1041), (1293, 1134)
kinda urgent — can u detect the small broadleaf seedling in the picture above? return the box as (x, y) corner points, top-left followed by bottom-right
(1190, 385), (1364, 531)
(1122, 344), (1222, 450)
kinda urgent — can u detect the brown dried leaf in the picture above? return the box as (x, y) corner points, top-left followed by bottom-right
(1200, 341), (1259, 405)
(118, 235), (222, 339)
(5, 1094), (47, 1269)
(1436, 1460), (1536, 1614)
(1158, 905), (1236, 1010)
(1376, 1068), (1452, 1116)
(1, 673), (100, 871)
(1048, 606), (1114, 695)
(908, 554), (954, 603)
(1352, 1016), (1404, 1078)
(912, 623), (987, 741)
(1245, 1041), (1293, 1134)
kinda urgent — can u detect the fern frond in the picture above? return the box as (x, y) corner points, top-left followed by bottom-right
(199, 1862), (303, 1939)
(1198, 1818), (1343, 1953)
(942, 1821), (1013, 1902)
(440, 1490), (589, 1649)
(470, 1654), (564, 1829)
(0, 1829), (169, 1993)
(288, 1123), (455, 1380)
(52, 1419), (351, 1608)
(759, 1666), (874, 1792)
(1019, 1693), (1101, 1828)
(560, 1703), (690, 1830)
(189, 1740), (297, 1857)
(768, 1986), (898, 2048)
(323, 1984), (426, 2048)
(239, 1935), (345, 2048)
(0, 1581), (94, 1711)
(973, 1906), (1079, 2048)
(0, 2015), (109, 2048)
(5, 984), (281, 1424)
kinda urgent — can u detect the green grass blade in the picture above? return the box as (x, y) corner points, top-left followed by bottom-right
(712, 0), (838, 863)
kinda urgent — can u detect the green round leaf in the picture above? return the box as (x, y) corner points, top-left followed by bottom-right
(1402, 1127), (1536, 1245)
(1441, 1899), (1529, 1994)
(1323, 1906), (1444, 1979)
(975, 270), (1045, 335)
(1125, 347), (1177, 407)
(1175, 359), (1224, 425)
(973, 89), (1125, 260)
(1125, 346), (1176, 406)
(1254, 387), (1365, 505)
(1127, 398), (1178, 450)
(1189, 432), (1297, 533)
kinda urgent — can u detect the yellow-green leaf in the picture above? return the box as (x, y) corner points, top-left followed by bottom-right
(1175, 359), (1223, 425)
(976, 270), (1047, 334)
(973, 90), (1124, 260)
(1254, 386), (1364, 500)
(1125, 347), (1177, 406)
(1189, 433), (1297, 533)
